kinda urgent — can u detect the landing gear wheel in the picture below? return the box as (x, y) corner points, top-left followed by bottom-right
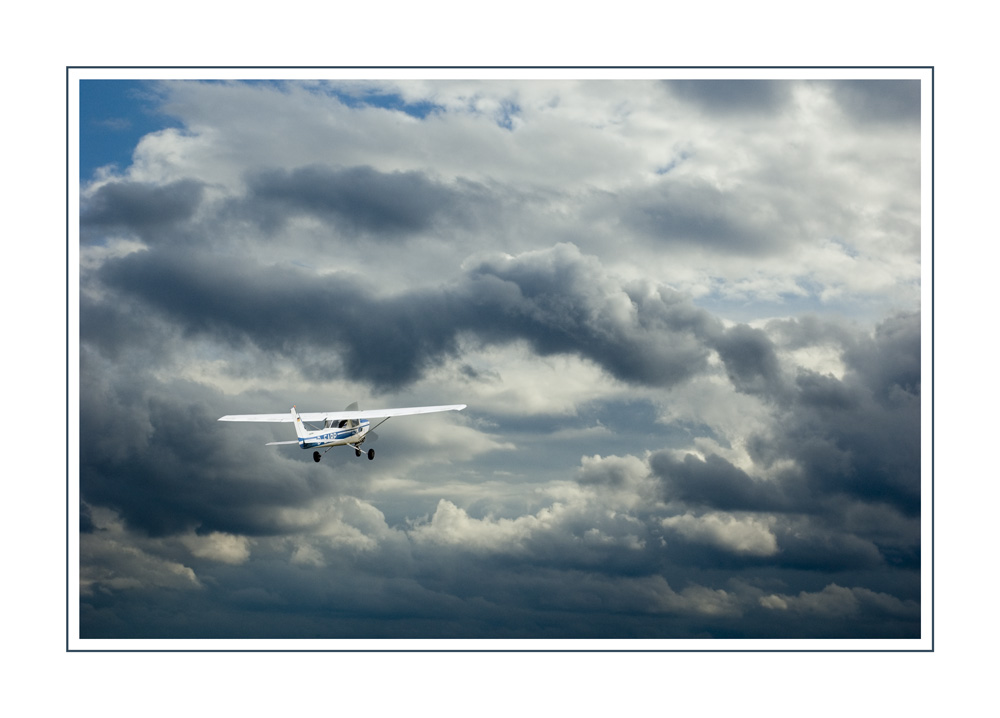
(313, 451), (321, 463)
(355, 447), (362, 457)
(367, 448), (375, 461)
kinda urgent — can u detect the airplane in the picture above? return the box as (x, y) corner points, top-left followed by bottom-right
(218, 402), (466, 462)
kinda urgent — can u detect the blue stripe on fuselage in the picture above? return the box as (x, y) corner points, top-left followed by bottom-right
(298, 419), (369, 449)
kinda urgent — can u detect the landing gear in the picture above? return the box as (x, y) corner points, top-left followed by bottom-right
(313, 444), (374, 464)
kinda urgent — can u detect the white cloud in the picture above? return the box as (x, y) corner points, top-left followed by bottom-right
(288, 540), (325, 567)
(586, 575), (742, 617)
(652, 375), (776, 473)
(759, 594), (788, 610)
(576, 453), (661, 512)
(661, 512), (779, 556)
(272, 497), (389, 553)
(408, 498), (555, 552)
(430, 340), (627, 417)
(179, 531), (252, 564)
(759, 584), (920, 621)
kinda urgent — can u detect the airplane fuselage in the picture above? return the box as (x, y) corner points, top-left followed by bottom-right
(298, 419), (371, 449)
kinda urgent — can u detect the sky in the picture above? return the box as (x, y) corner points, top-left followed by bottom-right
(75, 73), (926, 645)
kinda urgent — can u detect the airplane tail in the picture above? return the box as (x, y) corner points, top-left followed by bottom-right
(291, 406), (309, 439)
(344, 401), (359, 429)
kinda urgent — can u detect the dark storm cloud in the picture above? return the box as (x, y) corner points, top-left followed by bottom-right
(81, 179), (205, 236)
(770, 521), (886, 572)
(844, 310), (921, 400)
(82, 563), (917, 639)
(664, 79), (920, 128)
(651, 452), (794, 512)
(827, 80), (921, 126)
(80, 487), (917, 639)
(462, 244), (722, 386)
(656, 311), (920, 521)
(79, 352), (369, 537)
(663, 80), (793, 115)
(92, 242), (723, 392)
(712, 324), (785, 398)
(244, 165), (462, 236)
(775, 312), (921, 515)
(781, 381), (920, 515)
(765, 312), (920, 404)
(79, 292), (159, 361)
(92, 247), (459, 390)
(652, 447), (915, 575)
(647, 311), (920, 587)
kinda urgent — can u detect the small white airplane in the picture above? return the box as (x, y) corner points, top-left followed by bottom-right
(218, 402), (466, 462)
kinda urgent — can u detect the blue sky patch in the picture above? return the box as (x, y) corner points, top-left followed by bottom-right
(79, 80), (182, 181)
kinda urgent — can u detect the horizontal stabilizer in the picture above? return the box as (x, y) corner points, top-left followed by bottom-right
(265, 440), (299, 446)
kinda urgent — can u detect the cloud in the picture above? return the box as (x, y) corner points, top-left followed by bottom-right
(409, 498), (541, 552)
(89, 240), (723, 392)
(664, 80), (793, 115)
(81, 178), (205, 236)
(76, 76), (924, 641)
(80, 506), (202, 595)
(179, 531), (252, 564)
(462, 243), (721, 387)
(771, 313), (921, 515)
(761, 583), (920, 621)
(619, 178), (792, 256)
(661, 512), (779, 556)
(827, 80), (921, 126)
(652, 452), (794, 512)
(713, 323), (786, 398)
(244, 164), (463, 237)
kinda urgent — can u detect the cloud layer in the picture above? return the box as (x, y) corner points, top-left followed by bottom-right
(78, 77), (923, 641)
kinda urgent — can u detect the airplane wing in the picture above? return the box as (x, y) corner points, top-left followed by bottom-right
(219, 404), (466, 423)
